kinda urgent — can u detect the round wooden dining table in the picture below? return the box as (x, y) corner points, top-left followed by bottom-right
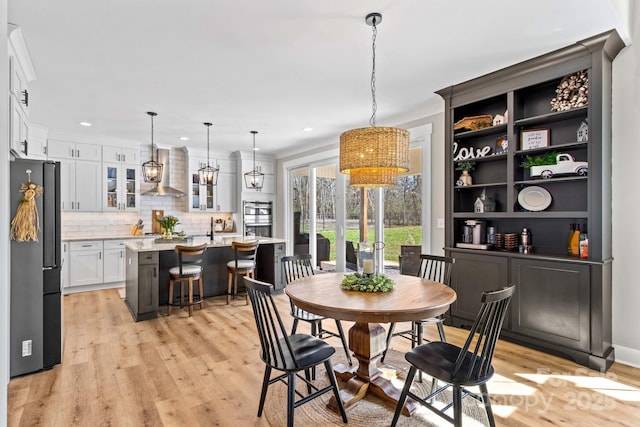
(285, 272), (457, 416)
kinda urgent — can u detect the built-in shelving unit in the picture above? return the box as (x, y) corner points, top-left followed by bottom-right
(437, 30), (624, 371)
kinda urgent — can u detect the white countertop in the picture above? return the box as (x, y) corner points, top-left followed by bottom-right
(62, 232), (242, 242)
(62, 235), (158, 242)
(124, 236), (286, 252)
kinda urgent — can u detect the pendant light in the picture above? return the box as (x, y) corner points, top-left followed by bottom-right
(198, 122), (220, 185)
(141, 111), (163, 183)
(244, 130), (264, 191)
(339, 12), (409, 187)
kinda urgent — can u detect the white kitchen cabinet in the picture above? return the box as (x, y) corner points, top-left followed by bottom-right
(236, 151), (276, 194)
(188, 154), (215, 212)
(103, 240), (126, 283)
(58, 159), (102, 212)
(186, 151), (236, 212)
(27, 123), (48, 159)
(61, 242), (70, 289)
(69, 241), (103, 287)
(103, 162), (140, 211)
(47, 140), (102, 161)
(9, 95), (28, 158)
(9, 95), (46, 159)
(8, 27), (36, 159)
(103, 146), (139, 165)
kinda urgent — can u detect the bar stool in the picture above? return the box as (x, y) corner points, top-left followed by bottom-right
(168, 243), (207, 316)
(226, 240), (259, 305)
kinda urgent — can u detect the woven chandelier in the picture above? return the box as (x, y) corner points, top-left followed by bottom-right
(339, 12), (409, 187)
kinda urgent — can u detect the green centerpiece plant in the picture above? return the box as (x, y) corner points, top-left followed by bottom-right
(155, 215), (180, 239)
(341, 273), (394, 293)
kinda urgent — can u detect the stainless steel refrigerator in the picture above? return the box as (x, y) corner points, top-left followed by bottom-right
(10, 159), (62, 376)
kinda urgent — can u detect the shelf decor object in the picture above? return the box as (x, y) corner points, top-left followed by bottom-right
(244, 130), (264, 191)
(521, 128), (550, 150)
(455, 160), (475, 186)
(453, 114), (493, 132)
(550, 70), (589, 112)
(339, 12), (409, 187)
(141, 112), (163, 183)
(577, 120), (589, 142)
(517, 186), (552, 212)
(494, 135), (508, 154)
(198, 122), (219, 186)
(438, 30), (624, 372)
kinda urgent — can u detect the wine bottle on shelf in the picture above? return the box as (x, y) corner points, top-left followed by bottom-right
(567, 223), (575, 255)
(570, 224), (581, 257)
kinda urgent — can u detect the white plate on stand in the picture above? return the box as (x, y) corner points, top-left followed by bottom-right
(518, 186), (552, 211)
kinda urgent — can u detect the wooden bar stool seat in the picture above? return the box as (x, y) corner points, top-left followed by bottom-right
(226, 240), (259, 305)
(168, 243), (207, 316)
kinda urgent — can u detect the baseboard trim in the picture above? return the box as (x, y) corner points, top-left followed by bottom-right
(612, 344), (640, 368)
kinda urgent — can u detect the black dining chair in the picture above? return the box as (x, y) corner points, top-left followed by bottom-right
(382, 254), (455, 363)
(391, 285), (515, 427)
(281, 254), (352, 367)
(244, 277), (348, 427)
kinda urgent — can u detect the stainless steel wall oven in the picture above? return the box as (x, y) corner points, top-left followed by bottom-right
(243, 200), (272, 237)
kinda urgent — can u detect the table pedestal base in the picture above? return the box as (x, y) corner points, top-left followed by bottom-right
(327, 322), (416, 416)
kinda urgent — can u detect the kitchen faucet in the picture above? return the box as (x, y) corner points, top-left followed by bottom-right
(206, 217), (214, 241)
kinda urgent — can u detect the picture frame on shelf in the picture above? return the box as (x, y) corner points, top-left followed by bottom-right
(494, 135), (508, 154)
(521, 128), (550, 150)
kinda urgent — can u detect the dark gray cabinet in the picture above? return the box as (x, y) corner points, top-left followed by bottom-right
(257, 242), (286, 291)
(510, 258), (590, 352)
(399, 245), (422, 276)
(438, 30), (623, 371)
(125, 249), (159, 321)
(448, 251), (508, 326)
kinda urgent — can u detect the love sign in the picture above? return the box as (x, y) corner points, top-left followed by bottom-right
(453, 142), (492, 161)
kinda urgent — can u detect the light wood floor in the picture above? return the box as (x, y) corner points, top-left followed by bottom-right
(8, 289), (640, 426)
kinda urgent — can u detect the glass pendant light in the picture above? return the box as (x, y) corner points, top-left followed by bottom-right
(244, 130), (264, 190)
(141, 111), (163, 183)
(198, 122), (219, 186)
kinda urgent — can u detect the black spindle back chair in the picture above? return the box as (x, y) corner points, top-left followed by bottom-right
(244, 277), (347, 427)
(281, 254), (352, 367)
(391, 285), (515, 427)
(383, 254), (455, 363)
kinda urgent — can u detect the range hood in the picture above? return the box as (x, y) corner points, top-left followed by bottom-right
(141, 148), (185, 197)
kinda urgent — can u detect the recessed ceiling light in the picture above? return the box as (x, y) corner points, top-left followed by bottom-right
(79, 122), (92, 127)
(179, 136), (189, 141)
(303, 127), (313, 132)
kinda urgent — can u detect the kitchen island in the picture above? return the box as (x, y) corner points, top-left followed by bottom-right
(124, 236), (286, 321)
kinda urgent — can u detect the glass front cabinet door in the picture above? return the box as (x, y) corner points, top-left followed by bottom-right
(103, 163), (140, 211)
(190, 170), (215, 211)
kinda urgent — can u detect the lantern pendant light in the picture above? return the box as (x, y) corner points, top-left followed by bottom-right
(339, 12), (410, 187)
(244, 130), (264, 191)
(198, 122), (220, 186)
(142, 111), (163, 183)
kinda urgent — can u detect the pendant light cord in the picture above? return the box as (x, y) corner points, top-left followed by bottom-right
(206, 124), (211, 167)
(369, 16), (378, 128)
(252, 132), (257, 171)
(150, 114), (155, 162)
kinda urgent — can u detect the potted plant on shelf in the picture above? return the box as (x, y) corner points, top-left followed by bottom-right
(455, 161), (475, 186)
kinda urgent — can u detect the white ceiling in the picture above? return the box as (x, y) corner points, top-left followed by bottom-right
(8, 0), (625, 158)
